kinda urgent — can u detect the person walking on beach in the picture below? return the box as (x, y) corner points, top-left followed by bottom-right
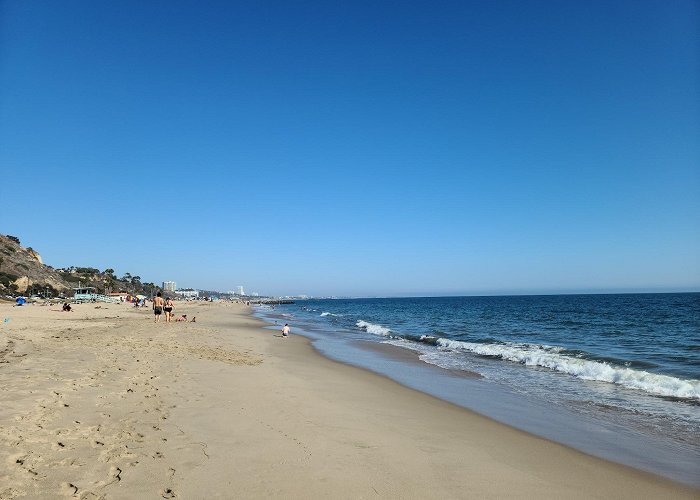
(153, 292), (164, 323)
(282, 323), (290, 338)
(164, 296), (174, 323)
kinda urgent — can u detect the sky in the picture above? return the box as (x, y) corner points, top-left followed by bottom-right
(1, 0), (699, 297)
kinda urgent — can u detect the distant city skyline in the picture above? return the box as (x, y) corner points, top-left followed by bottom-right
(1, 1), (698, 297)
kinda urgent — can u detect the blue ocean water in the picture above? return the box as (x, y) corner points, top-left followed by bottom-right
(255, 293), (700, 485)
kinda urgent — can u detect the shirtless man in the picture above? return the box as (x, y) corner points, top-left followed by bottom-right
(153, 292), (164, 323)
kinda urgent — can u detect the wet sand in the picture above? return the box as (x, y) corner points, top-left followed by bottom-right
(353, 339), (483, 378)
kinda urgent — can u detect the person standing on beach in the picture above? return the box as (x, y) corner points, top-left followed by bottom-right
(164, 296), (174, 323)
(282, 323), (290, 338)
(153, 292), (164, 323)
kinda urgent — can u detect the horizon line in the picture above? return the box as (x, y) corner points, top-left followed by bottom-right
(272, 289), (700, 299)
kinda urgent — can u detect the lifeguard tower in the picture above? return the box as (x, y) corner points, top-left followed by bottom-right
(73, 287), (98, 303)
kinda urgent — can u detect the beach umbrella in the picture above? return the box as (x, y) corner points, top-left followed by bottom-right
(136, 295), (146, 299)
(15, 297), (26, 306)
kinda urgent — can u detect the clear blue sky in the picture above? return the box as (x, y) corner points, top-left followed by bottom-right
(1, 0), (698, 297)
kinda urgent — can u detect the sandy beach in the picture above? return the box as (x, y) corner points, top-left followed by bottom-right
(0, 301), (696, 499)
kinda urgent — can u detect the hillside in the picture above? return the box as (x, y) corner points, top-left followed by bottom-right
(0, 234), (159, 297)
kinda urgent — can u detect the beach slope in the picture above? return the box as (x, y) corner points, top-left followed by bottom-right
(0, 302), (695, 499)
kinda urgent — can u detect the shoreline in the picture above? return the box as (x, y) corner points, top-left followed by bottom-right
(257, 301), (700, 487)
(0, 301), (696, 498)
(352, 339), (484, 378)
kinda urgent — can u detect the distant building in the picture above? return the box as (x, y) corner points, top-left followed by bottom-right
(163, 281), (176, 292)
(237, 285), (245, 296)
(174, 288), (199, 299)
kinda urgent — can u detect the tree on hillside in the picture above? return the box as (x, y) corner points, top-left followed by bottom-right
(6, 235), (20, 245)
(122, 272), (132, 282)
(103, 273), (117, 293)
(104, 268), (115, 277)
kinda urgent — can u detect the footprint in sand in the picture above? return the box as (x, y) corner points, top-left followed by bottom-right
(60, 482), (78, 496)
(109, 466), (122, 483)
(13, 454), (40, 478)
(160, 487), (177, 498)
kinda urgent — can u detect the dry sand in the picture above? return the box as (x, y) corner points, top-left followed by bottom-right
(0, 301), (696, 499)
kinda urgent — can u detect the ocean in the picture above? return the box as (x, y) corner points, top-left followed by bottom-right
(254, 293), (700, 486)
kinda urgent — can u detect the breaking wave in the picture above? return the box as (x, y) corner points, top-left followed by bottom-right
(436, 339), (700, 400)
(356, 320), (392, 336)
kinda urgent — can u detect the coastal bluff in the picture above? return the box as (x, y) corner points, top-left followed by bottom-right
(0, 234), (158, 298)
(0, 235), (67, 296)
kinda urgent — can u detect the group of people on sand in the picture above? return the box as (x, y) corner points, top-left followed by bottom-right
(152, 292), (195, 324)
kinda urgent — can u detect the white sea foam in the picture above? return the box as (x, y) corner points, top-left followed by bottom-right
(436, 339), (700, 400)
(320, 312), (342, 317)
(356, 320), (392, 336)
